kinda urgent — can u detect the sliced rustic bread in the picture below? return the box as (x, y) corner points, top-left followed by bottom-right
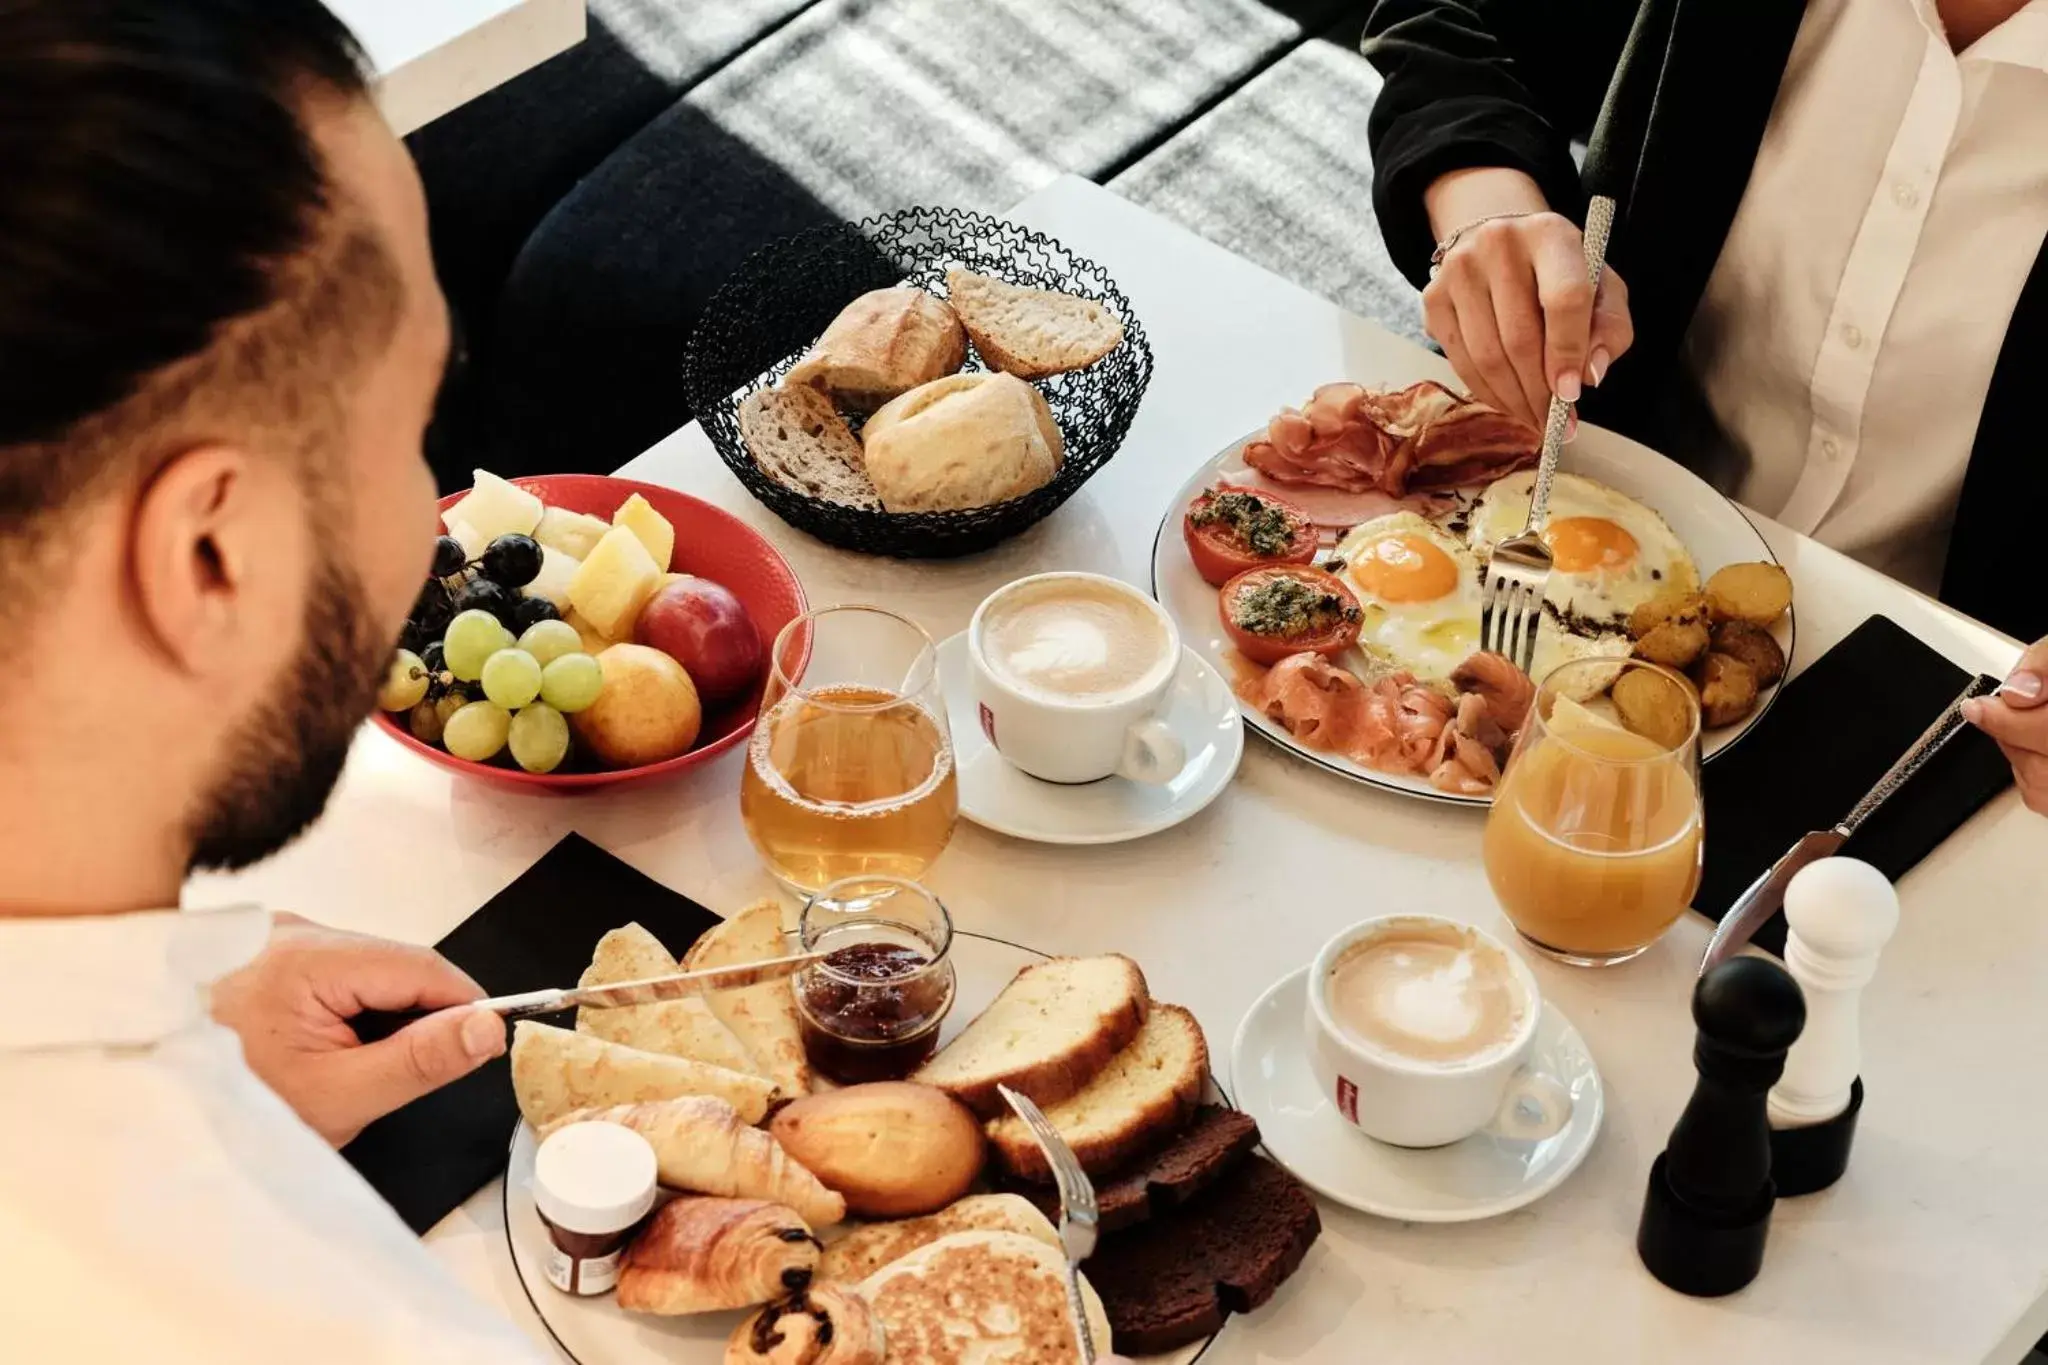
(738, 384), (881, 510)
(1003, 1104), (1260, 1233)
(986, 1003), (1207, 1180)
(945, 268), (1125, 378)
(912, 954), (1149, 1117)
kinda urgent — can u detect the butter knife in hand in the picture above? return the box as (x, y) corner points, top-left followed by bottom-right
(350, 953), (827, 1041)
(1698, 676), (1996, 975)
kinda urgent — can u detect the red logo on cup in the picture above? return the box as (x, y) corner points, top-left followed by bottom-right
(979, 703), (998, 747)
(1336, 1075), (1359, 1125)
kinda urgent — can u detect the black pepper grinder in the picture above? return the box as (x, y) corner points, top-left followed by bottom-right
(1637, 957), (1805, 1297)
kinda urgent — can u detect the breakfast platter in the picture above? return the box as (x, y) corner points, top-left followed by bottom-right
(1150, 386), (1796, 806)
(491, 895), (1316, 1365)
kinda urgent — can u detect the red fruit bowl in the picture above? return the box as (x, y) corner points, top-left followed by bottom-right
(371, 474), (808, 792)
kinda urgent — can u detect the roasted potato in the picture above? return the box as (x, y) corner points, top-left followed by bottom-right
(1634, 619), (1711, 670)
(1710, 619), (1786, 688)
(1628, 590), (1708, 641)
(1703, 562), (1793, 625)
(1696, 652), (1760, 728)
(1611, 666), (1697, 751)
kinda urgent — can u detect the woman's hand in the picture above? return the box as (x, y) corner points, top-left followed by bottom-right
(1964, 639), (2048, 817)
(1421, 169), (1635, 430)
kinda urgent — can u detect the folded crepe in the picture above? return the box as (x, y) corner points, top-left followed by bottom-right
(576, 923), (765, 1082)
(510, 1021), (775, 1130)
(681, 900), (812, 1096)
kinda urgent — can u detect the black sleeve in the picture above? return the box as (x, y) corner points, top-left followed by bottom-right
(1361, 0), (1638, 288)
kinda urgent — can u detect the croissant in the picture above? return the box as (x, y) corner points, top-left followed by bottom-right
(618, 1197), (821, 1316)
(544, 1096), (848, 1227)
(724, 1285), (886, 1365)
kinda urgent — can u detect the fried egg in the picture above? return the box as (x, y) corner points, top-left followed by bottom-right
(1466, 471), (1699, 631)
(1335, 510), (1632, 698)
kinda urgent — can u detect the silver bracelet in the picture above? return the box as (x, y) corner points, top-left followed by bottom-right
(1429, 210), (1540, 274)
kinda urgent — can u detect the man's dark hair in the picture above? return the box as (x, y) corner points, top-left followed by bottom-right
(0, 0), (402, 572)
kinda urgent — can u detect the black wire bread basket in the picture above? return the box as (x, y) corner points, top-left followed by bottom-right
(682, 205), (1154, 558)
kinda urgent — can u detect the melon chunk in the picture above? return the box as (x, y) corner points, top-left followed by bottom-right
(444, 516), (486, 564)
(613, 493), (675, 572)
(448, 470), (542, 542)
(521, 544), (580, 611)
(534, 506), (611, 562)
(568, 527), (661, 640)
(563, 608), (613, 655)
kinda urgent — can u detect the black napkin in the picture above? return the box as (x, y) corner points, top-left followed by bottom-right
(340, 833), (723, 1233)
(1695, 615), (2012, 956)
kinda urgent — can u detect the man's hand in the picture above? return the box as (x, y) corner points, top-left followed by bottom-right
(208, 916), (507, 1146)
(1963, 639), (2048, 816)
(1421, 168), (1635, 431)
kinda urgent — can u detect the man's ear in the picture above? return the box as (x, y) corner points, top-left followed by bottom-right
(129, 445), (282, 674)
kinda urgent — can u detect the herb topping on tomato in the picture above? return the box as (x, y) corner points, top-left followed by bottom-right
(1182, 485), (1317, 587)
(1218, 566), (1362, 666)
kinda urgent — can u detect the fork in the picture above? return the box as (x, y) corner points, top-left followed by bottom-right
(998, 1084), (1099, 1363)
(1478, 196), (1618, 674)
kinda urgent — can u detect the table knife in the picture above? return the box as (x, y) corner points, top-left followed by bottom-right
(1698, 676), (1996, 975)
(351, 953), (829, 1040)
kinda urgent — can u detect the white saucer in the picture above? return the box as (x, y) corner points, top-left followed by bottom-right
(936, 632), (1243, 845)
(1229, 967), (1604, 1223)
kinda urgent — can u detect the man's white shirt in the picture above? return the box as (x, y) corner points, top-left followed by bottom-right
(0, 906), (546, 1362)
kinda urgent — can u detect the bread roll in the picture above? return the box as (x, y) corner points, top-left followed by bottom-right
(769, 1083), (984, 1218)
(726, 1286), (886, 1365)
(860, 373), (1064, 513)
(786, 287), (965, 412)
(618, 1197), (820, 1316)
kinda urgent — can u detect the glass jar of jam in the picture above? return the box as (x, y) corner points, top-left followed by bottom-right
(795, 876), (956, 1085)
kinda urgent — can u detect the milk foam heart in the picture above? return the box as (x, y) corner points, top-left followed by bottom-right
(1327, 921), (1527, 1068)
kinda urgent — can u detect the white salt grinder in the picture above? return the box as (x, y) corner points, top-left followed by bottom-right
(1766, 856), (1898, 1195)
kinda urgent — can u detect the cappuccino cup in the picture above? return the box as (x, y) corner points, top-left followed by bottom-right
(968, 572), (1186, 785)
(1305, 915), (1570, 1148)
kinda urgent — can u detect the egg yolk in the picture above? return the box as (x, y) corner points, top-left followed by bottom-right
(1546, 517), (1638, 574)
(1352, 534), (1459, 603)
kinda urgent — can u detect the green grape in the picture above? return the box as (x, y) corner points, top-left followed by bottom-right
(507, 703), (570, 774)
(443, 701), (511, 762)
(434, 690), (469, 727)
(517, 618), (581, 667)
(481, 647), (543, 709)
(408, 698), (446, 744)
(445, 610), (511, 682)
(540, 652), (604, 713)
(377, 650), (430, 712)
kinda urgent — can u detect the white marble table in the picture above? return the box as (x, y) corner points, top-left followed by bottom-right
(193, 175), (2048, 1364)
(326, 0), (585, 135)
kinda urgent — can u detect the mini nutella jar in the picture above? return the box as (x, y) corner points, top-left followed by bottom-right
(532, 1121), (657, 1296)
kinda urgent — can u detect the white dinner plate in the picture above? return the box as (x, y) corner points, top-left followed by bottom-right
(1229, 966), (1602, 1223)
(937, 633), (1244, 845)
(1150, 426), (1795, 806)
(503, 930), (1218, 1365)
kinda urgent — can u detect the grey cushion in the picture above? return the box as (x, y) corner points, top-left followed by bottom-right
(1112, 37), (1426, 343)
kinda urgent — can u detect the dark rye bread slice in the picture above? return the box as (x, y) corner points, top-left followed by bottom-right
(1001, 1104), (1259, 1233)
(1083, 1155), (1321, 1356)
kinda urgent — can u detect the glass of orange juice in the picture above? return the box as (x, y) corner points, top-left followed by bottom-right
(1484, 658), (1704, 966)
(740, 606), (959, 895)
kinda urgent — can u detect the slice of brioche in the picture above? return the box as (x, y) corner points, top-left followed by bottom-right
(575, 923), (764, 1083)
(738, 384), (881, 511)
(945, 268), (1125, 378)
(819, 1193), (1057, 1284)
(859, 1231), (1111, 1365)
(680, 899), (810, 1096)
(912, 954), (1149, 1117)
(986, 1002), (1207, 1180)
(509, 1021), (774, 1129)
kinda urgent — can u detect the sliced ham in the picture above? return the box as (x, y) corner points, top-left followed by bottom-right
(1242, 380), (1540, 499)
(1216, 463), (1461, 530)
